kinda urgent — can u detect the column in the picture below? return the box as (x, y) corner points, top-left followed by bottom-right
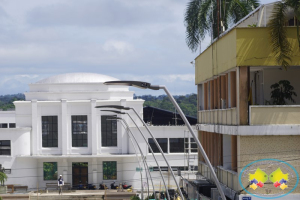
(91, 99), (98, 155)
(120, 99), (128, 154)
(239, 66), (249, 125)
(62, 159), (68, 183)
(231, 135), (237, 172)
(31, 99), (38, 155)
(204, 83), (208, 110)
(221, 76), (226, 108)
(92, 158), (98, 185)
(230, 71), (236, 107)
(213, 79), (217, 109)
(225, 74), (229, 108)
(61, 99), (68, 155)
(209, 80), (214, 109)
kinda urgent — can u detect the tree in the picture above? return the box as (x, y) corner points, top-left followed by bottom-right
(268, 0), (300, 69)
(185, 0), (259, 52)
(0, 172), (7, 186)
(270, 80), (297, 105)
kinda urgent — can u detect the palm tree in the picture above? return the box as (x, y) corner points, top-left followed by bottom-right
(268, 0), (300, 69)
(185, 0), (260, 52)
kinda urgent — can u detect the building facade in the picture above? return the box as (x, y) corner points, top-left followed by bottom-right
(195, 3), (300, 200)
(0, 73), (197, 191)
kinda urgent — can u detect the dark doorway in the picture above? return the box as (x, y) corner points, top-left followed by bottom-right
(72, 162), (88, 186)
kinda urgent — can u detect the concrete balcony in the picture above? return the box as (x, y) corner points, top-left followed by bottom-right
(250, 105), (300, 125)
(198, 108), (237, 125)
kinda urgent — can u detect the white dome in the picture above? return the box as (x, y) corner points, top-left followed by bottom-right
(35, 73), (118, 84)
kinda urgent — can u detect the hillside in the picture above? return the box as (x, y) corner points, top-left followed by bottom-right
(135, 94), (197, 117)
(0, 93), (197, 117)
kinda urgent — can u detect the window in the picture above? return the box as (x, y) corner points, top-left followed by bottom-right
(148, 138), (168, 153)
(0, 123), (8, 128)
(42, 116), (58, 147)
(103, 161), (117, 180)
(72, 115), (88, 147)
(101, 116), (117, 147)
(43, 162), (57, 180)
(9, 123), (16, 128)
(0, 140), (11, 155)
(170, 138), (184, 153)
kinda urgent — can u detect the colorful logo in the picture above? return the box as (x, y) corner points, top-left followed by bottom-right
(239, 159), (299, 199)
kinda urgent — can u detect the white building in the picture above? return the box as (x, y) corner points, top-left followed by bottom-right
(0, 73), (197, 191)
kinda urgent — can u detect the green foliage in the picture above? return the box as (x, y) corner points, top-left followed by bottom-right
(0, 94), (25, 111)
(136, 94), (197, 117)
(270, 80), (297, 105)
(43, 162), (57, 180)
(268, 0), (300, 69)
(145, 193), (155, 200)
(103, 161), (117, 180)
(130, 195), (141, 200)
(184, 0), (259, 52)
(0, 172), (7, 186)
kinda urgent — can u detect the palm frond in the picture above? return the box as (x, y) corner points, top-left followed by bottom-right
(185, 0), (202, 52)
(268, 2), (291, 69)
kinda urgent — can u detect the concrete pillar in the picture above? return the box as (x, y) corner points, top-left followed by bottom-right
(213, 79), (217, 109)
(239, 66), (249, 125)
(230, 71), (236, 107)
(221, 76), (226, 108)
(217, 77), (221, 109)
(61, 99), (68, 155)
(31, 100), (38, 155)
(204, 83), (208, 110)
(225, 74), (229, 108)
(231, 135), (237, 172)
(91, 99), (98, 155)
(92, 158), (97, 185)
(120, 99), (128, 154)
(210, 80), (214, 110)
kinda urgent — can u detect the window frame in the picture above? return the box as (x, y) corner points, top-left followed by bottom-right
(0, 140), (11, 156)
(103, 161), (117, 180)
(101, 115), (117, 147)
(72, 115), (88, 147)
(42, 116), (58, 148)
(43, 162), (58, 180)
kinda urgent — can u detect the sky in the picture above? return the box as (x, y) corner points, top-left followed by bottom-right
(0, 0), (278, 96)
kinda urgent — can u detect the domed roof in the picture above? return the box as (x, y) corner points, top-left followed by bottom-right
(35, 73), (119, 84)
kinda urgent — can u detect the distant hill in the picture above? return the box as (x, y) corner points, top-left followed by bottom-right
(0, 93), (198, 117)
(0, 93), (25, 111)
(134, 94), (197, 117)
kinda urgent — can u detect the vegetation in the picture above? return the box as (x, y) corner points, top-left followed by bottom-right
(0, 93), (197, 117)
(184, 0), (259, 52)
(270, 80), (297, 105)
(268, 0), (300, 69)
(0, 94), (25, 111)
(135, 94), (197, 117)
(130, 195), (141, 200)
(0, 172), (7, 186)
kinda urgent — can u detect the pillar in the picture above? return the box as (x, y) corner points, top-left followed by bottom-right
(204, 83), (208, 110)
(231, 135), (237, 172)
(239, 66), (249, 125)
(230, 71), (236, 107)
(61, 99), (68, 155)
(31, 99), (38, 155)
(91, 99), (98, 155)
(210, 80), (214, 110)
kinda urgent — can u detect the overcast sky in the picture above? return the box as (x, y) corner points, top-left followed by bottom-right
(0, 0), (277, 96)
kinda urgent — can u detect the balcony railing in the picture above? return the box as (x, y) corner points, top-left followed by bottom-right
(198, 162), (239, 191)
(198, 108), (237, 125)
(250, 105), (300, 125)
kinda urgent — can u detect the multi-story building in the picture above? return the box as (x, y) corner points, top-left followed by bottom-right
(0, 72), (197, 191)
(195, 3), (300, 200)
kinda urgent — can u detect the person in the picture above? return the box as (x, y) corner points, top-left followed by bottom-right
(58, 175), (64, 195)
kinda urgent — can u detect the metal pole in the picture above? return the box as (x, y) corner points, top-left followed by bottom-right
(117, 121), (145, 199)
(126, 113), (171, 200)
(129, 109), (184, 200)
(160, 85), (226, 200)
(118, 119), (155, 199)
